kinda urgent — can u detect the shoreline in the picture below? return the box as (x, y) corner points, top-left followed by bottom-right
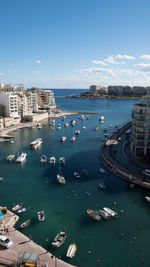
(64, 93), (141, 100)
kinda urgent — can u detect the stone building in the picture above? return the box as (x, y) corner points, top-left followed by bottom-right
(89, 85), (108, 95)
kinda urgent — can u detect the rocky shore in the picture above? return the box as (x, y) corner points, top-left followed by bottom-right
(64, 92), (140, 100)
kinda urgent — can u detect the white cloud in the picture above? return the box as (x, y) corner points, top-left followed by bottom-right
(92, 60), (107, 66)
(36, 60), (41, 64)
(136, 63), (150, 72)
(104, 55), (125, 65)
(0, 72), (5, 76)
(115, 54), (135, 60)
(78, 67), (116, 76)
(33, 70), (40, 73)
(140, 54), (150, 60)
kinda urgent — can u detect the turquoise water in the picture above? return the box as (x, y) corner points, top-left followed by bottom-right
(0, 90), (149, 266)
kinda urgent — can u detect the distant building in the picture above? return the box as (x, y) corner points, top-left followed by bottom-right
(90, 85), (108, 95)
(130, 96), (150, 159)
(0, 92), (19, 118)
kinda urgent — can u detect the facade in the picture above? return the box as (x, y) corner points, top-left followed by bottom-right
(0, 92), (19, 118)
(130, 96), (150, 159)
(90, 85), (108, 94)
(37, 90), (56, 109)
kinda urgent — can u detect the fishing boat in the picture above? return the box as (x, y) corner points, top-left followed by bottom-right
(70, 136), (76, 142)
(15, 152), (27, 163)
(57, 126), (61, 130)
(19, 219), (31, 229)
(99, 209), (111, 219)
(82, 126), (86, 130)
(52, 229), (67, 247)
(145, 196), (150, 202)
(12, 203), (22, 211)
(60, 136), (67, 142)
(82, 169), (88, 177)
(64, 122), (69, 127)
(66, 242), (77, 258)
(17, 206), (30, 214)
(40, 155), (47, 163)
(70, 120), (76, 126)
(50, 156), (56, 164)
(30, 138), (43, 149)
(6, 154), (15, 161)
(37, 211), (45, 221)
(103, 207), (117, 217)
(99, 183), (106, 190)
(74, 172), (80, 179)
(75, 130), (80, 135)
(99, 115), (104, 121)
(99, 168), (106, 174)
(57, 174), (66, 185)
(87, 209), (101, 221)
(59, 157), (65, 164)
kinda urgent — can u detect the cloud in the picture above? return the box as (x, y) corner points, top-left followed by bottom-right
(36, 60), (41, 64)
(104, 55), (125, 65)
(92, 60), (107, 66)
(78, 67), (116, 76)
(33, 70), (40, 73)
(140, 54), (150, 60)
(136, 63), (150, 72)
(115, 54), (135, 60)
(0, 72), (5, 76)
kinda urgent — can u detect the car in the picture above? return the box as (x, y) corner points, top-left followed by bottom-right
(0, 235), (13, 248)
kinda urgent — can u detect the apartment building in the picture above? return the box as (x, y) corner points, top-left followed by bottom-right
(37, 90), (56, 109)
(130, 96), (150, 159)
(0, 92), (19, 118)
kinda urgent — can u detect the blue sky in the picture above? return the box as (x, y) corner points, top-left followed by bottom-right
(1, 0), (150, 88)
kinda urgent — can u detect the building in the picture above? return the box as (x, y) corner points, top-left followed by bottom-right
(130, 96), (150, 159)
(0, 92), (19, 118)
(90, 85), (108, 95)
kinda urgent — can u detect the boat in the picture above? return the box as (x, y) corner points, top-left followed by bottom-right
(59, 157), (65, 164)
(38, 125), (42, 129)
(15, 152), (27, 163)
(103, 207), (117, 217)
(50, 120), (55, 126)
(74, 130), (80, 135)
(30, 138), (43, 149)
(145, 196), (150, 202)
(64, 122), (69, 127)
(99, 183), (106, 190)
(52, 229), (67, 247)
(129, 183), (135, 189)
(6, 154), (15, 161)
(57, 174), (66, 185)
(19, 219), (31, 229)
(104, 133), (108, 138)
(99, 115), (104, 121)
(66, 242), (77, 258)
(57, 126), (61, 130)
(70, 120), (76, 126)
(70, 136), (76, 142)
(12, 203), (22, 211)
(99, 168), (106, 174)
(37, 211), (45, 221)
(82, 169), (88, 177)
(74, 172), (80, 179)
(87, 209), (101, 221)
(94, 127), (98, 131)
(17, 206), (30, 214)
(82, 126), (86, 130)
(0, 177), (4, 181)
(99, 209), (111, 219)
(40, 155), (47, 163)
(60, 136), (67, 142)
(50, 156), (56, 164)
(80, 115), (85, 120)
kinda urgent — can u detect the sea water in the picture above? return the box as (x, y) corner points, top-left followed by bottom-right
(0, 89), (149, 267)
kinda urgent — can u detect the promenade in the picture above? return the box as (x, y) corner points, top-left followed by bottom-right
(0, 208), (74, 267)
(100, 122), (150, 190)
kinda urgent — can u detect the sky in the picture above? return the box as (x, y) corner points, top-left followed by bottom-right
(1, 0), (150, 88)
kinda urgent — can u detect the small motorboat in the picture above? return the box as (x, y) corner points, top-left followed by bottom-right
(0, 177), (4, 181)
(99, 183), (106, 190)
(30, 138), (43, 149)
(80, 115), (85, 120)
(99, 168), (106, 174)
(74, 172), (80, 179)
(6, 154), (15, 161)
(12, 203), (22, 212)
(40, 155), (47, 163)
(145, 196), (150, 203)
(75, 130), (80, 135)
(19, 219), (31, 229)
(52, 229), (67, 247)
(50, 156), (56, 164)
(15, 152), (27, 163)
(99, 115), (104, 121)
(50, 120), (55, 126)
(10, 140), (14, 144)
(70, 120), (76, 126)
(99, 210), (111, 219)
(64, 122), (69, 127)
(103, 207), (117, 217)
(94, 127), (98, 131)
(82, 169), (88, 177)
(57, 125), (61, 130)
(66, 242), (77, 258)
(17, 206), (30, 214)
(57, 174), (66, 185)
(60, 136), (67, 142)
(82, 126), (86, 130)
(59, 157), (65, 164)
(70, 136), (76, 142)
(87, 209), (101, 221)
(37, 211), (45, 221)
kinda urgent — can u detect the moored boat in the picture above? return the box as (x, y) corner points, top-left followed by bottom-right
(50, 156), (56, 164)
(99, 209), (111, 219)
(57, 174), (66, 185)
(80, 115), (85, 120)
(30, 138), (43, 149)
(52, 229), (67, 247)
(103, 207), (117, 217)
(94, 127), (98, 131)
(59, 157), (65, 164)
(40, 155), (47, 163)
(70, 120), (76, 126)
(75, 130), (80, 135)
(99, 115), (104, 121)
(129, 183), (135, 189)
(12, 203), (22, 211)
(99, 168), (106, 174)
(6, 154), (15, 161)
(82, 126), (86, 130)
(17, 206), (30, 214)
(145, 196), (150, 202)
(15, 152), (27, 163)
(60, 136), (67, 142)
(87, 209), (101, 221)
(0, 177), (4, 181)
(99, 183), (106, 190)
(64, 122), (69, 127)
(82, 169), (88, 177)
(37, 211), (45, 221)
(70, 136), (76, 142)
(66, 242), (77, 258)
(19, 219), (31, 229)
(74, 172), (80, 179)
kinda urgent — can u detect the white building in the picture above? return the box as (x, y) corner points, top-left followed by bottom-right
(0, 92), (19, 118)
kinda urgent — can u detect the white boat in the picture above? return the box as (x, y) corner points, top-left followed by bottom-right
(99, 210), (111, 219)
(80, 115), (85, 120)
(57, 126), (61, 130)
(75, 130), (80, 135)
(99, 183), (106, 190)
(50, 156), (56, 164)
(17, 206), (30, 214)
(74, 172), (80, 179)
(70, 136), (76, 142)
(19, 219), (31, 229)
(145, 196), (150, 203)
(50, 120), (55, 126)
(64, 122), (69, 127)
(94, 127), (98, 131)
(57, 174), (66, 185)
(99, 168), (106, 174)
(10, 140), (14, 144)
(99, 115), (104, 121)
(12, 203), (22, 211)
(30, 138), (43, 149)
(59, 157), (65, 164)
(66, 243), (77, 258)
(37, 211), (45, 221)
(0, 177), (4, 181)
(70, 120), (76, 126)
(82, 126), (86, 130)
(40, 155), (47, 163)
(87, 209), (101, 221)
(6, 154), (15, 161)
(60, 136), (67, 142)
(16, 152), (27, 163)
(103, 207), (117, 217)
(52, 229), (67, 247)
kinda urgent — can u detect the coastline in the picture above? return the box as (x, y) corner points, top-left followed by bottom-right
(64, 93), (140, 100)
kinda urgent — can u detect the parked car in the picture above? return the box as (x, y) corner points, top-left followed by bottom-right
(0, 235), (13, 248)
